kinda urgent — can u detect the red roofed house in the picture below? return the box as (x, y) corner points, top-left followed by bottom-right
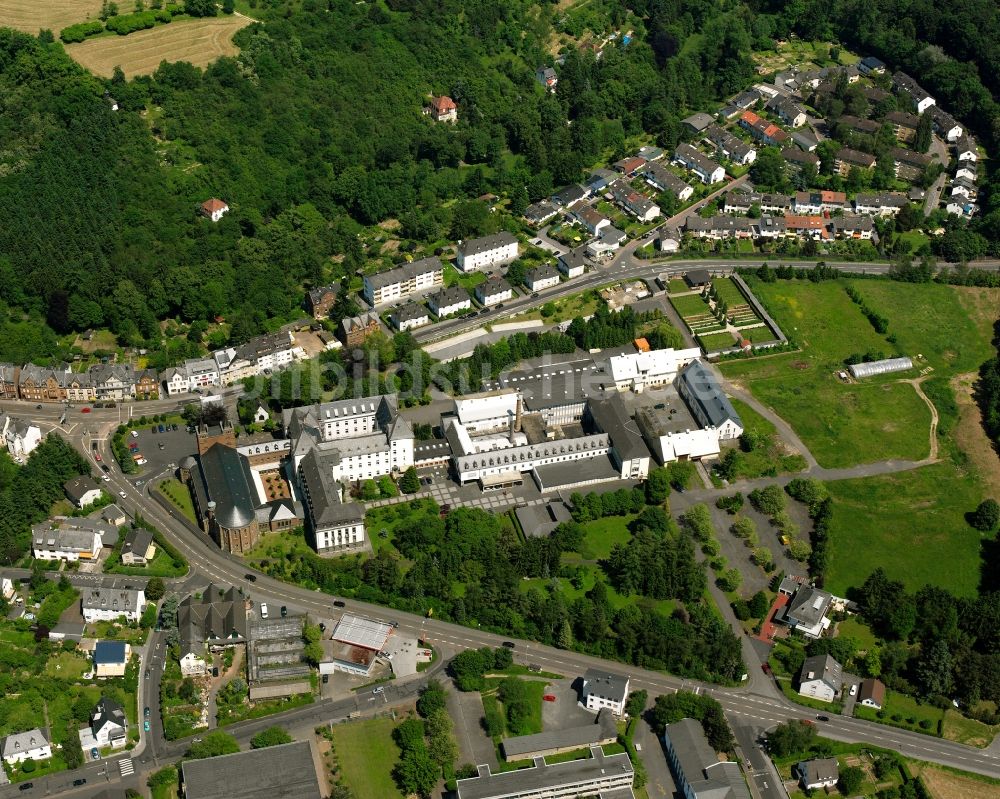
(785, 215), (829, 240)
(427, 95), (457, 123)
(200, 199), (229, 222)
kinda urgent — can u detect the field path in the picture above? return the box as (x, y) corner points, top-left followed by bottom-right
(723, 378), (820, 469)
(901, 377), (939, 462)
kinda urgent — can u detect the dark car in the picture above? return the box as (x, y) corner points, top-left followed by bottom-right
(212, 666), (219, 677)
(101, 464), (109, 473)
(244, 573), (257, 582)
(158, 424), (165, 433)
(816, 715), (830, 722)
(19, 782), (32, 791)
(502, 641), (516, 649)
(73, 779), (87, 786)
(531, 292), (540, 298)
(653, 403), (666, 410)
(322, 674), (329, 684)
(333, 600), (346, 608)
(280, 606), (288, 617)
(144, 707), (150, 718)
(319, 622), (326, 632)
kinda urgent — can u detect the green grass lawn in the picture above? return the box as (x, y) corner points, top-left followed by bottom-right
(157, 479), (197, 524)
(698, 331), (737, 351)
(574, 515), (635, 561)
(854, 689), (944, 737)
(836, 617), (878, 651)
(670, 293), (711, 318)
(746, 326), (778, 344)
(824, 463), (984, 597)
(445, 263), (487, 291)
(722, 279), (935, 468)
(667, 279), (690, 294)
(330, 717), (405, 799)
(44, 651), (91, 679)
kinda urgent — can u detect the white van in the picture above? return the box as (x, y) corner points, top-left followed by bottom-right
(260, 603), (269, 619)
(130, 430), (139, 438)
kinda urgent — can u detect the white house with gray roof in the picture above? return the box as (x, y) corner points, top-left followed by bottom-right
(2, 729), (51, 766)
(456, 231), (519, 272)
(677, 361), (743, 440)
(780, 585), (833, 638)
(362, 257), (443, 305)
(0, 414), (41, 460)
(582, 668), (631, 715)
(32, 518), (103, 561)
(82, 586), (146, 624)
(798, 654), (843, 703)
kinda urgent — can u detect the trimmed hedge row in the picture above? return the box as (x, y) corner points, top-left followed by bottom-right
(60, 7), (178, 43)
(59, 20), (104, 43)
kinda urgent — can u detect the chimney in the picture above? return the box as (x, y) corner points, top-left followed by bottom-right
(514, 392), (523, 433)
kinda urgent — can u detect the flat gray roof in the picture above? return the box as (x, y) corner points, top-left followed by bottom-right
(533, 454), (621, 490)
(457, 747), (633, 799)
(501, 709), (617, 759)
(181, 740), (321, 799)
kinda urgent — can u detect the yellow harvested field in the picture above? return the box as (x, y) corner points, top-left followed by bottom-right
(0, 0), (102, 34)
(65, 16), (251, 78)
(918, 765), (1000, 799)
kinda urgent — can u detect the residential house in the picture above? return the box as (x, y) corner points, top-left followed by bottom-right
(2, 729), (51, 766)
(524, 265), (561, 292)
(704, 124), (756, 165)
(929, 107), (963, 141)
(536, 66), (557, 91)
(0, 414), (41, 459)
(838, 114), (881, 136)
(643, 163), (695, 200)
(613, 156), (647, 177)
(784, 215), (830, 240)
(573, 205), (611, 236)
(0, 363), (17, 399)
(475, 275), (514, 307)
(760, 193), (793, 213)
(1, 577), (13, 601)
(18, 364), (70, 402)
(956, 162), (978, 183)
(389, 303), (430, 332)
(363, 257), (443, 306)
(892, 71), (935, 113)
(200, 199), (229, 222)
(611, 183), (660, 221)
(551, 184), (589, 209)
(886, 110), (921, 144)
(791, 129), (819, 151)
(585, 168), (619, 194)
(82, 586), (146, 624)
(951, 177), (977, 200)
(456, 231), (519, 272)
(858, 678), (886, 710)
(681, 112), (715, 134)
(738, 110), (789, 146)
(523, 200), (558, 226)
(585, 226), (626, 259)
(795, 758), (839, 791)
(793, 190), (846, 214)
(833, 147), (877, 177)
(755, 215), (788, 239)
(93, 640), (131, 678)
(781, 585), (833, 638)
(32, 518), (104, 561)
(581, 669), (631, 716)
(340, 312), (381, 348)
(853, 192), (909, 216)
(64, 475), (103, 509)
(767, 95), (807, 127)
(663, 718), (752, 799)
(237, 331), (303, 374)
(677, 360), (744, 439)
(674, 143), (726, 184)
(427, 95), (457, 123)
(427, 286), (472, 318)
(557, 247), (588, 279)
(657, 228), (682, 253)
(305, 285), (338, 319)
(723, 192), (755, 214)
(684, 215), (753, 240)
(832, 216), (876, 240)
(956, 135), (978, 162)
(638, 145), (664, 161)
(781, 147), (819, 177)
(858, 55), (886, 75)
(798, 654), (843, 703)
(176, 585), (248, 676)
(120, 528), (156, 566)
(90, 698), (127, 748)
(889, 147), (932, 181)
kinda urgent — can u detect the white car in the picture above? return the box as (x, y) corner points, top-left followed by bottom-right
(850, 684), (858, 697)
(119, 491), (127, 499)
(102, 475), (110, 482)
(260, 603), (269, 619)
(130, 430), (139, 439)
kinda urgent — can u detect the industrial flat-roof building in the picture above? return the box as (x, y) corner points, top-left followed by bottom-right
(457, 746), (634, 799)
(326, 613), (393, 676)
(181, 740), (322, 799)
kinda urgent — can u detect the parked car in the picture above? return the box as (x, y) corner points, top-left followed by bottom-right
(19, 782), (32, 791)
(94, 453), (101, 462)
(80, 407), (90, 413)
(850, 684), (857, 696)
(527, 664), (541, 673)
(542, 694), (556, 702)
(144, 720), (150, 732)
(130, 430), (139, 438)
(73, 779), (87, 787)
(102, 475), (110, 482)
(260, 603), (269, 619)
(158, 424), (165, 433)
(212, 667), (219, 677)
(144, 707), (150, 718)
(372, 686), (384, 695)
(90, 748), (99, 760)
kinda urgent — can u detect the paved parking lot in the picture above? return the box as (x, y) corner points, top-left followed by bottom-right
(126, 425), (197, 485)
(540, 678), (593, 730)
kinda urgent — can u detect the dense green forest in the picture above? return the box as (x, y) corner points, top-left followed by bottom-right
(0, 0), (996, 362)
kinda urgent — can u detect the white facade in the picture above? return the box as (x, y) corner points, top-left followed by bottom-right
(430, 294), (471, 318)
(0, 416), (41, 459)
(2, 730), (51, 766)
(33, 529), (102, 562)
(393, 310), (430, 332)
(82, 588), (146, 624)
(655, 428), (722, 463)
(582, 673), (630, 716)
(604, 347), (701, 392)
(454, 392), (519, 434)
(525, 269), (560, 292)
(315, 521), (365, 553)
(164, 368), (189, 396)
(363, 258), (444, 305)
(456, 232), (519, 272)
(476, 281), (514, 307)
(180, 650), (208, 676)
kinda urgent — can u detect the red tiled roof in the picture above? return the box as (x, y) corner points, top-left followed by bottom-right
(201, 198), (227, 213)
(430, 96), (456, 112)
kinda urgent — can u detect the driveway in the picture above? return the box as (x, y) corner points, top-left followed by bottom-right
(540, 678), (593, 730)
(634, 716), (677, 799)
(448, 686), (497, 770)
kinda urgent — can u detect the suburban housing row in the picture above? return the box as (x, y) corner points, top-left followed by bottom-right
(0, 362), (159, 403)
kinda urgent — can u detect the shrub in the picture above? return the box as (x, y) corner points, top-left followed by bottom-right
(21, 758), (36, 773)
(60, 20), (104, 42)
(105, 10), (159, 34)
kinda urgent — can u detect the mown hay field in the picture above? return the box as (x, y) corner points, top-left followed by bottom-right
(0, 0), (101, 34)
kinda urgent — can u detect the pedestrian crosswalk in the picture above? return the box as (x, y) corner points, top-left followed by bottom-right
(119, 758), (134, 777)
